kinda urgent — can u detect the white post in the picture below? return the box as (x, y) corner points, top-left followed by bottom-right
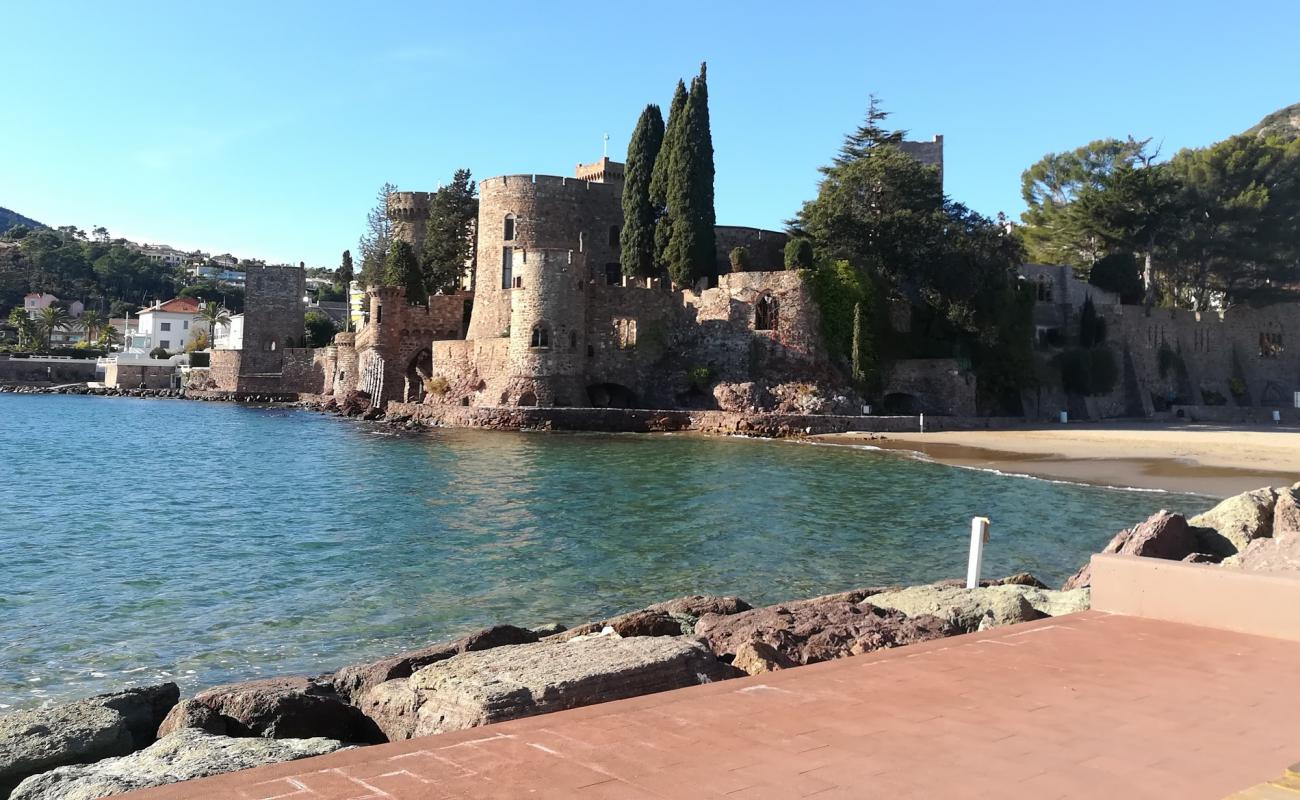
(919, 412), (925, 433)
(1273, 410), (1281, 424)
(1059, 410), (1068, 424)
(966, 516), (990, 589)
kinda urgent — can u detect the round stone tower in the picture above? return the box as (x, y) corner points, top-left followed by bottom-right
(387, 191), (433, 254)
(468, 174), (622, 341)
(505, 247), (588, 406)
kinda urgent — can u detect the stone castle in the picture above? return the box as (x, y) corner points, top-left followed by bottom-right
(202, 136), (1299, 423)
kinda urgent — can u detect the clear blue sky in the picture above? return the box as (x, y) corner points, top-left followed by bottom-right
(3, 0), (1297, 268)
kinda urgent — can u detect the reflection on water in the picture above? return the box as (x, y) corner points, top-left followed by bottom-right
(0, 394), (1208, 709)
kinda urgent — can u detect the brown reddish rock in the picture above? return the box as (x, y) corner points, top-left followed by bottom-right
(355, 679), (421, 742)
(1273, 486), (1300, 538)
(602, 609), (689, 637)
(1230, 531), (1300, 573)
(646, 595), (753, 619)
(695, 600), (956, 666)
(1062, 510), (1198, 589)
(157, 676), (382, 744)
(331, 624), (539, 703)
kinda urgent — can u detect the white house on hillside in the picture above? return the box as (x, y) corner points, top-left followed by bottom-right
(24, 293), (84, 320)
(135, 297), (201, 353)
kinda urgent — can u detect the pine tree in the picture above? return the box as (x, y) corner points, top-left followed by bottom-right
(651, 80), (689, 272)
(620, 105), (665, 278)
(358, 182), (396, 287)
(829, 94), (904, 170)
(423, 168), (478, 295)
(384, 240), (426, 304)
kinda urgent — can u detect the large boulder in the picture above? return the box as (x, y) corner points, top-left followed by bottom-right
(331, 624), (539, 703)
(355, 679), (421, 743)
(695, 600), (955, 669)
(601, 609), (690, 637)
(863, 584), (1089, 633)
(157, 676), (382, 744)
(646, 595), (753, 619)
(0, 683), (179, 797)
(10, 728), (345, 800)
(732, 641), (796, 675)
(1273, 485), (1300, 538)
(1062, 510), (1199, 589)
(1189, 488), (1278, 557)
(1228, 531), (1300, 573)
(407, 635), (738, 737)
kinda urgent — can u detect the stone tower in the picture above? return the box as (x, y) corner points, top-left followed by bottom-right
(506, 247), (588, 406)
(387, 191), (433, 254)
(468, 173), (622, 340)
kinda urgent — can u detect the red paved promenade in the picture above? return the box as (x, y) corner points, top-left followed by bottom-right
(127, 610), (1300, 800)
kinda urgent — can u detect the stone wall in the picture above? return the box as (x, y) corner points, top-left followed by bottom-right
(104, 362), (175, 390)
(387, 191), (432, 255)
(881, 359), (977, 416)
(352, 288), (471, 404)
(0, 357), (98, 385)
(897, 135), (944, 185)
(714, 226), (789, 274)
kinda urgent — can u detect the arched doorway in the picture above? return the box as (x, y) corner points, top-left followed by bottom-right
(881, 392), (923, 415)
(403, 349), (432, 402)
(587, 382), (638, 408)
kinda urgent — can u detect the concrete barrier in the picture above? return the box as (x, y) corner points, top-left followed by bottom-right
(1090, 553), (1300, 641)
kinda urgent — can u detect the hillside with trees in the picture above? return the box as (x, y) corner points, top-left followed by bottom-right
(0, 207), (46, 233)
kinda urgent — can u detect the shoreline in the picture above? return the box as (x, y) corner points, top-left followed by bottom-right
(817, 425), (1300, 497)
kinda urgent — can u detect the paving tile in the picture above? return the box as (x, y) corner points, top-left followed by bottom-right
(119, 613), (1300, 800)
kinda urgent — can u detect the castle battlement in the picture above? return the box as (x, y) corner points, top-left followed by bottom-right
(478, 174), (621, 193)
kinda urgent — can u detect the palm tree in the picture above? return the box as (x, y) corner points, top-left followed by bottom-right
(195, 302), (231, 349)
(36, 305), (72, 350)
(99, 325), (124, 349)
(78, 309), (105, 343)
(7, 308), (34, 348)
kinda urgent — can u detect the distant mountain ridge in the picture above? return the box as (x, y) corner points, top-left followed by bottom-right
(0, 206), (47, 233)
(1246, 102), (1300, 140)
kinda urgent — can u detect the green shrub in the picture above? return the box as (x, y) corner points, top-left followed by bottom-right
(150, 347), (170, 359)
(1229, 377), (1247, 397)
(1157, 342), (1182, 378)
(784, 238), (814, 270)
(800, 260), (876, 388)
(728, 246), (749, 271)
(686, 366), (716, 390)
(1088, 252), (1144, 305)
(1201, 388), (1227, 406)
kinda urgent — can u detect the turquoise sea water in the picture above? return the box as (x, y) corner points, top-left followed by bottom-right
(0, 394), (1209, 710)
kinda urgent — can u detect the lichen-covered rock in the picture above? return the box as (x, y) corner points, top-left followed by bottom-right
(0, 682), (179, 796)
(408, 636), (739, 736)
(1063, 510), (1199, 589)
(732, 641), (796, 675)
(867, 584), (1061, 633)
(712, 381), (764, 412)
(9, 728), (345, 800)
(355, 679), (420, 742)
(1, 705), (132, 797)
(157, 676), (382, 743)
(1189, 488), (1278, 557)
(331, 624), (540, 703)
(695, 600), (955, 666)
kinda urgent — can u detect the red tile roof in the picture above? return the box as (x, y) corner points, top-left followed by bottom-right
(141, 298), (201, 315)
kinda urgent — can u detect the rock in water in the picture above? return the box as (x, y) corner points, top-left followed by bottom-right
(695, 600), (955, 667)
(407, 635), (738, 736)
(157, 676), (382, 743)
(331, 624), (540, 703)
(1189, 488), (1278, 557)
(9, 728), (345, 800)
(0, 682), (179, 796)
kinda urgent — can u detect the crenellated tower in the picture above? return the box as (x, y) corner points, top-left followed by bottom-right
(387, 190), (433, 254)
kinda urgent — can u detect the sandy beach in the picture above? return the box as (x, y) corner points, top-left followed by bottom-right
(817, 424), (1300, 497)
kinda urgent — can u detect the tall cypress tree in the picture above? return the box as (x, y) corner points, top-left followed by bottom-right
(651, 80), (689, 273)
(384, 239), (426, 304)
(686, 62), (716, 280)
(621, 105), (665, 278)
(423, 168), (478, 295)
(665, 62), (716, 287)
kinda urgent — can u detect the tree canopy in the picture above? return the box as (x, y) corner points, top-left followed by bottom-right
(422, 169), (478, 295)
(620, 104), (665, 278)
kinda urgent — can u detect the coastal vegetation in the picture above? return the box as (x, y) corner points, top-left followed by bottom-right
(421, 169), (478, 296)
(1017, 118), (1300, 310)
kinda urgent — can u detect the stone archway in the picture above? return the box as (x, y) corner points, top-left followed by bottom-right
(881, 392), (923, 415)
(587, 382), (638, 409)
(403, 349), (432, 402)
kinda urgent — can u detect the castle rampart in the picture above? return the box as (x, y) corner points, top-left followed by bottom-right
(387, 191), (433, 255)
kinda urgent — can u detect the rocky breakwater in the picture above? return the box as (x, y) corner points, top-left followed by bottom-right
(0, 385), (185, 399)
(1, 581), (1090, 798)
(1060, 481), (1300, 589)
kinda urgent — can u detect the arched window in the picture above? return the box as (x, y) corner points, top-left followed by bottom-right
(755, 295), (778, 331)
(608, 225), (620, 248)
(503, 214), (515, 241)
(530, 323), (550, 349)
